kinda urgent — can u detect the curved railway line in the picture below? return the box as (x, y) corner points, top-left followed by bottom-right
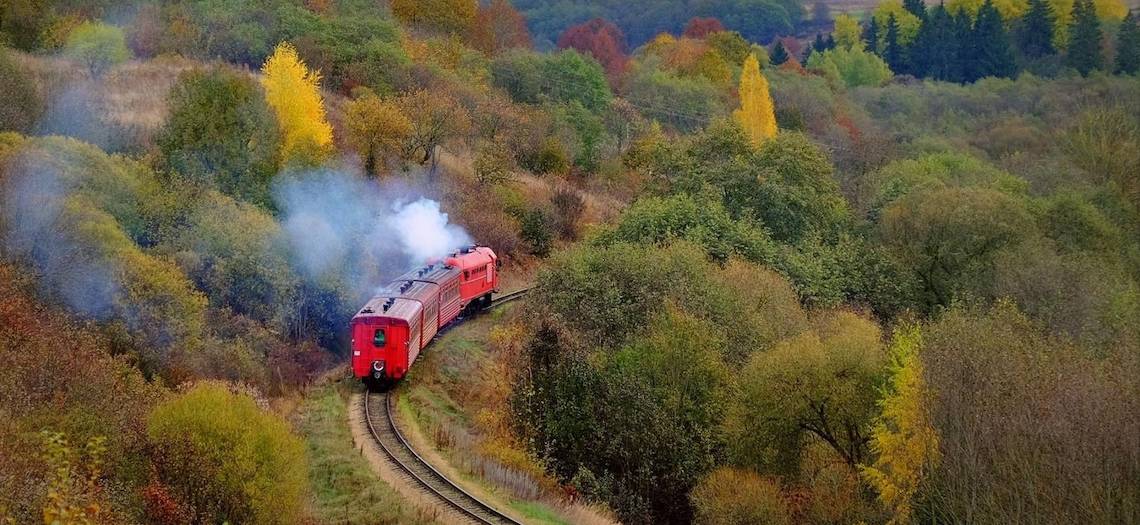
(360, 288), (529, 525)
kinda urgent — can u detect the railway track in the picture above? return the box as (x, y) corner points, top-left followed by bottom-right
(362, 392), (524, 525)
(360, 288), (529, 525)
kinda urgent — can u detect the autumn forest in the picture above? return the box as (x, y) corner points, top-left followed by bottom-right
(1, 0), (1138, 524)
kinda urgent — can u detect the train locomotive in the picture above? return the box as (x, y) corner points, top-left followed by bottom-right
(351, 245), (499, 389)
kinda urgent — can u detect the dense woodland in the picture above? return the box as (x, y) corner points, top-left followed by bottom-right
(1, 0), (1139, 524)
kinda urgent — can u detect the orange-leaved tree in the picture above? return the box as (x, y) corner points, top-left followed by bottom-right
(861, 326), (941, 524)
(733, 53), (778, 147)
(260, 42), (333, 166)
(469, 0), (532, 55)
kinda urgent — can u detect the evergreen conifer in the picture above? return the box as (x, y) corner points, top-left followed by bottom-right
(1114, 10), (1139, 74)
(1018, 0), (1057, 58)
(771, 40), (790, 64)
(865, 16), (882, 53)
(967, 0), (1017, 80)
(1066, 0), (1103, 76)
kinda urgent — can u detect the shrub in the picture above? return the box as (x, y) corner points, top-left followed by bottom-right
(691, 468), (790, 525)
(521, 137), (570, 175)
(549, 185), (584, 239)
(147, 382), (308, 525)
(519, 208), (553, 257)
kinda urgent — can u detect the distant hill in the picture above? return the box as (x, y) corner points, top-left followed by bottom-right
(513, 0), (808, 49)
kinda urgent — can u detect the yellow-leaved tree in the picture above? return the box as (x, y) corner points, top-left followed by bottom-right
(861, 326), (941, 525)
(261, 42), (333, 166)
(834, 13), (865, 50)
(733, 53), (778, 147)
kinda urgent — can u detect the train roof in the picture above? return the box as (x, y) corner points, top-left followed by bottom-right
(354, 296), (420, 323)
(396, 263), (460, 285)
(445, 246), (496, 271)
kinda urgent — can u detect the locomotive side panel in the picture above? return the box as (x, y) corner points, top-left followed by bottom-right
(446, 246), (499, 306)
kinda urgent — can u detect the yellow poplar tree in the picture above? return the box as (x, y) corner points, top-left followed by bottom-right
(834, 13), (865, 50)
(733, 53), (778, 147)
(861, 326), (941, 525)
(260, 42), (333, 165)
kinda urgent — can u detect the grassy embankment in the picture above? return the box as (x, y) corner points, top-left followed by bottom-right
(298, 377), (439, 525)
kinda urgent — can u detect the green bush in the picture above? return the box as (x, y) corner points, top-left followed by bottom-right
(519, 208), (553, 257)
(158, 67), (280, 207)
(147, 382), (308, 525)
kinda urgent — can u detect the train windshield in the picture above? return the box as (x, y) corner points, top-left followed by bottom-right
(373, 329), (386, 347)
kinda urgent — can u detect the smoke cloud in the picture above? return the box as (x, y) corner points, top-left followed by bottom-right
(1, 148), (120, 321)
(273, 169), (471, 298)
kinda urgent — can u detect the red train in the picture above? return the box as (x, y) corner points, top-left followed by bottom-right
(351, 245), (499, 388)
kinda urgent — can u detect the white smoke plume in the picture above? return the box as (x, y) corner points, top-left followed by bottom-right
(274, 169), (472, 298)
(388, 198), (472, 264)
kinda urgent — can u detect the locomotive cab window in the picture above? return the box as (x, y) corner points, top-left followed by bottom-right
(373, 329), (386, 347)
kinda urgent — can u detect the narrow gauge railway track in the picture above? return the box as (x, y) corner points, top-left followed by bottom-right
(361, 288), (529, 525)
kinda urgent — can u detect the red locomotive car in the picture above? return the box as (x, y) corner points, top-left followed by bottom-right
(351, 245), (498, 388)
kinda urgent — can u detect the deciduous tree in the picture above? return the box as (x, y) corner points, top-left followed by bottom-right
(260, 42), (334, 165)
(344, 89), (412, 177)
(159, 68), (280, 206)
(397, 89), (471, 178)
(469, 0), (532, 56)
(683, 17), (726, 38)
(728, 311), (887, 473)
(556, 18), (628, 85)
(835, 13), (865, 50)
(63, 21), (130, 77)
(733, 53), (778, 147)
(861, 326), (941, 525)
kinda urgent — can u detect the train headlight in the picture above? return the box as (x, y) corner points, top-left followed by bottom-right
(371, 360), (386, 379)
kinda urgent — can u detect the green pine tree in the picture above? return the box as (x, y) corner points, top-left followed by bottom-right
(1066, 0), (1103, 76)
(771, 40), (790, 64)
(952, 9), (974, 81)
(1116, 10), (1140, 74)
(825, 33), (837, 49)
(1018, 0), (1057, 58)
(968, 0), (1018, 80)
(884, 13), (909, 73)
(905, 0), (928, 19)
(865, 16), (881, 54)
(912, 3), (961, 80)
